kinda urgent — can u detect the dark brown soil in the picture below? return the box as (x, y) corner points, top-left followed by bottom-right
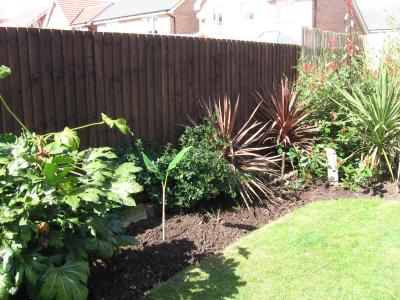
(88, 183), (399, 300)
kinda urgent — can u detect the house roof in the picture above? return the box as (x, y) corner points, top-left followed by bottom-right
(93, 0), (183, 23)
(71, 3), (111, 25)
(354, 0), (400, 32)
(56, 0), (109, 24)
(2, 4), (47, 27)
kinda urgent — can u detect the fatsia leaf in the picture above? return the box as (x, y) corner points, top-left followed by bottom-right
(65, 196), (80, 211)
(54, 128), (80, 151)
(0, 271), (11, 300)
(38, 261), (89, 300)
(44, 163), (57, 183)
(115, 162), (142, 176)
(108, 179), (142, 206)
(101, 114), (132, 135)
(167, 147), (192, 172)
(0, 65), (11, 79)
(82, 147), (117, 162)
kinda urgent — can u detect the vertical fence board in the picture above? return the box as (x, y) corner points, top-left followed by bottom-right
(0, 28), (10, 132)
(153, 35), (163, 143)
(40, 29), (57, 134)
(27, 28), (44, 132)
(62, 30), (77, 130)
(51, 29), (67, 132)
(17, 28), (34, 130)
(83, 31), (97, 146)
(112, 33), (123, 144)
(167, 36), (176, 142)
(103, 32), (115, 146)
(161, 36), (169, 143)
(130, 34), (141, 138)
(121, 33), (133, 142)
(93, 32), (106, 146)
(8, 28), (23, 132)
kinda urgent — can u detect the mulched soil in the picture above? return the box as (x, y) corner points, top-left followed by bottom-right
(88, 183), (399, 300)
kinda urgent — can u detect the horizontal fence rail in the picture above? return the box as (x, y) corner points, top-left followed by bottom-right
(0, 27), (300, 147)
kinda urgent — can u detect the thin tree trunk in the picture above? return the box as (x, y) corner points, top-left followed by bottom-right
(162, 183), (166, 241)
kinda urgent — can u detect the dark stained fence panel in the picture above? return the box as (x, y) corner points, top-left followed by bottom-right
(0, 27), (300, 147)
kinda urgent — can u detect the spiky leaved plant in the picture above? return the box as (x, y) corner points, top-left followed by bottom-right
(335, 64), (400, 180)
(256, 77), (317, 179)
(199, 96), (280, 209)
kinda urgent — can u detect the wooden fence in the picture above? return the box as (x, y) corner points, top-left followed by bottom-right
(302, 27), (365, 61)
(0, 27), (300, 146)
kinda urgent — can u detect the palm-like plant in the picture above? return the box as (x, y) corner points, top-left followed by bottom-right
(256, 77), (316, 149)
(256, 78), (317, 179)
(336, 64), (400, 180)
(199, 96), (280, 209)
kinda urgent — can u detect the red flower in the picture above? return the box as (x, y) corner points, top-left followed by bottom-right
(303, 63), (315, 73)
(345, 39), (359, 57)
(327, 60), (339, 75)
(328, 38), (337, 48)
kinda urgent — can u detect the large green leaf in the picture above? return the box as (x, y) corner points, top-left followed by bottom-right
(142, 153), (159, 175)
(54, 128), (80, 151)
(38, 261), (89, 300)
(115, 162), (142, 177)
(167, 147), (192, 171)
(0, 271), (11, 300)
(0, 66), (11, 79)
(101, 114), (132, 135)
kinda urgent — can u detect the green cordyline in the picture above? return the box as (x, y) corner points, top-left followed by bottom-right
(335, 64), (400, 180)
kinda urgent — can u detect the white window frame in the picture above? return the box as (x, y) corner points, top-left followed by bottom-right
(146, 15), (159, 33)
(212, 7), (223, 26)
(276, 0), (295, 23)
(241, 2), (256, 23)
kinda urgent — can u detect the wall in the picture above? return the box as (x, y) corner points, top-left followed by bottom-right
(364, 31), (400, 67)
(97, 15), (171, 34)
(197, 0), (313, 44)
(315, 0), (365, 34)
(172, 0), (199, 34)
(44, 3), (70, 29)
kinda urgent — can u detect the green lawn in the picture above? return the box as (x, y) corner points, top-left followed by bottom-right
(147, 199), (400, 300)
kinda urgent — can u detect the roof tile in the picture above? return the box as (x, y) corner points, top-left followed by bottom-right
(57, 0), (108, 24)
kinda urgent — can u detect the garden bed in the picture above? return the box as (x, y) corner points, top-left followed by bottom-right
(88, 184), (397, 300)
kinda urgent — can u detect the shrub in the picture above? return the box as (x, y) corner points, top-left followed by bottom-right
(120, 122), (240, 209)
(336, 64), (400, 180)
(295, 41), (375, 184)
(0, 128), (142, 299)
(287, 144), (327, 182)
(0, 66), (142, 299)
(197, 97), (280, 208)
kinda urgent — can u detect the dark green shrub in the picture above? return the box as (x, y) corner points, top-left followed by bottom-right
(120, 122), (240, 209)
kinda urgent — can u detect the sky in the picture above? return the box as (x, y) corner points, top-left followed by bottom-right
(0, 0), (50, 19)
(356, 0), (400, 7)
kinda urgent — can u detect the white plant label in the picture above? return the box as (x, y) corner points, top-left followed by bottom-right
(325, 148), (339, 186)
